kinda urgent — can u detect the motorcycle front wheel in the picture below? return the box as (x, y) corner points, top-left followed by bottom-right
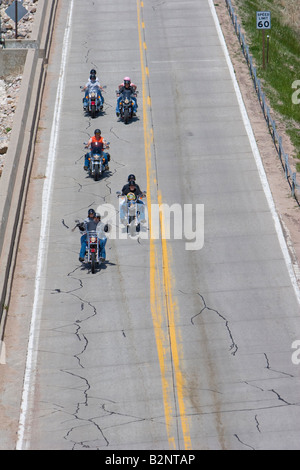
(94, 167), (100, 181)
(91, 252), (97, 273)
(124, 108), (130, 124)
(91, 104), (96, 118)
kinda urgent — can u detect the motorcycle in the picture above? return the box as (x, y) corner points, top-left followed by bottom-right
(116, 89), (138, 124)
(116, 191), (146, 235)
(81, 86), (105, 118)
(84, 141), (110, 181)
(86, 230), (102, 273)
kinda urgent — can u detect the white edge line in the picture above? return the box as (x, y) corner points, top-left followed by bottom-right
(208, 0), (300, 305)
(16, 0), (74, 450)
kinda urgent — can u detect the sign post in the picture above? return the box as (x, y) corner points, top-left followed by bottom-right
(5, 0), (28, 39)
(256, 11), (271, 69)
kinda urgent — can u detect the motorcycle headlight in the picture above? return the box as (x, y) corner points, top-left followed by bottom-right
(125, 98), (129, 104)
(90, 237), (97, 243)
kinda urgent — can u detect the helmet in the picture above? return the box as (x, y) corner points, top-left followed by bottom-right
(90, 74), (96, 80)
(90, 69), (96, 75)
(124, 76), (131, 85)
(128, 174), (136, 181)
(95, 212), (101, 219)
(127, 192), (136, 201)
(94, 129), (101, 135)
(128, 180), (136, 187)
(88, 208), (96, 217)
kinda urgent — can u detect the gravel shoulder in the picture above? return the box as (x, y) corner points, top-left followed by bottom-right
(0, 0), (38, 176)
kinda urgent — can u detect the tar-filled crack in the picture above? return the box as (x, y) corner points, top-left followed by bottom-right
(109, 127), (131, 144)
(234, 434), (255, 450)
(101, 402), (166, 430)
(263, 352), (294, 378)
(62, 219), (69, 229)
(269, 389), (294, 406)
(254, 415), (261, 433)
(179, 290), (238, 356)
(51, 266), (110, 448)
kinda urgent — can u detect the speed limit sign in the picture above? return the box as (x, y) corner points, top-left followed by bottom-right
(256, 11), (271, 29)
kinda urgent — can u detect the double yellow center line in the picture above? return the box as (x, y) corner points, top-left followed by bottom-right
(137, 0), (192, 450)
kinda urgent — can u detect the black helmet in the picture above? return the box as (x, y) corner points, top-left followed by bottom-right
(90, 74), (96, 80)
(128, 174), (136, 181)
(94, 129), (101, 135)
(90, 69), (96, 75)
(129, 180), (136, 187)
(88, 208), (96, 217)
(95, 212), (101, 219)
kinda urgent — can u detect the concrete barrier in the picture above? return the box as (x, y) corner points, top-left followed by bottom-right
(0, 0), (58, 341)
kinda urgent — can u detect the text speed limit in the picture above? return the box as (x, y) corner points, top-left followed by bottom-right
(256, 11), (271, 30)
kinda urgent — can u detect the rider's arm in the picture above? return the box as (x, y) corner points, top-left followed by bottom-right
(85, 137), (92, 149)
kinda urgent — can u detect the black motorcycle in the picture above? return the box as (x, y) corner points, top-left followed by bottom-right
(85, 141), (110, 181)
(116, 89), (138, 124)
(86, 230), (101, 273)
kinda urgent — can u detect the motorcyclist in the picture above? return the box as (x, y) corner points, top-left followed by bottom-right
(77, 208), (97, 261)
(94, 213), (109, 262)
(116, 77), (138, 116)
(82, 71), (104, 110)
(84, 129), (110, 171)
(120, 179), (146, 224)
(121, 174), (142, 195)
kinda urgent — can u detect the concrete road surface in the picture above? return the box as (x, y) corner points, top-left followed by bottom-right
(1, 0), (300, 450)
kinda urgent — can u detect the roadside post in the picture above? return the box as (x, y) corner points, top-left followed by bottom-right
(256, 11), (271, 69)
(0, 0), (4, 47)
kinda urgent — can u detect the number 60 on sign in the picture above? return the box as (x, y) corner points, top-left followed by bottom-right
(256, 11), (271, 29)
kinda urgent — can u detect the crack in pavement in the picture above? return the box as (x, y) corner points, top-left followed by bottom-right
(179, 290), (238, 356)
(50, 266), (111, 448)
(263, 352), (294, 378)
(234, 433), (255, 450)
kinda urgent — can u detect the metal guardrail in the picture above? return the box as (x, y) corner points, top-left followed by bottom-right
(225, 0), (300, 205)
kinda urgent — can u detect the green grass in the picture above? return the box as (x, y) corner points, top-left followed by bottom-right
(233, 0), (300, 160)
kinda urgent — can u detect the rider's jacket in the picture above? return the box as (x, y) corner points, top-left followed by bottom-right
(85, 80), (100, 94)
(85, 219), (98, 232)
(96, 222), (109, 240)
(90, 136), (104, 151)
(122, 182), (142, 195)
(118, 84), (137, 95)
(122, 186), (143, 199)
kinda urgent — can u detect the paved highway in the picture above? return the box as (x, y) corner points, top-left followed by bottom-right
(3, 0), (300, 450)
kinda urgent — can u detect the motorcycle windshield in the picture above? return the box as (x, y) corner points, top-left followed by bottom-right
(91, 142), (104, 154)
(121, 89), (133, 100)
